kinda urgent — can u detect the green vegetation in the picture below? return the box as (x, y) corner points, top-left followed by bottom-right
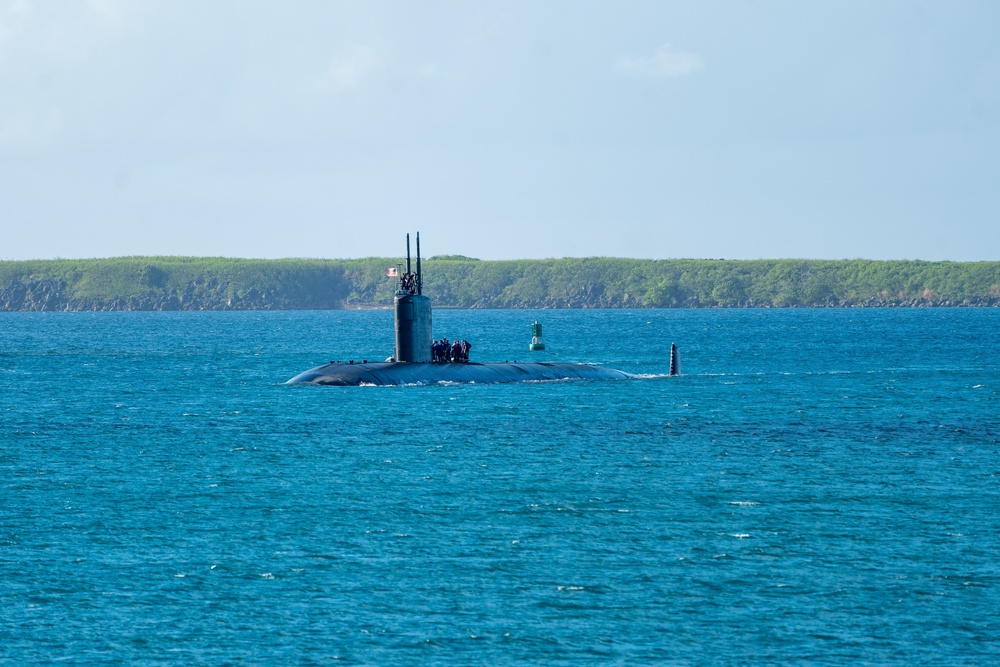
(1, 257), (998, 310)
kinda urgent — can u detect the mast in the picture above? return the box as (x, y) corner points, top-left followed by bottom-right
(416, 231), (422, 295)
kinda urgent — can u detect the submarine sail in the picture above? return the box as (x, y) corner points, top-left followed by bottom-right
(393, 233), (432, 363)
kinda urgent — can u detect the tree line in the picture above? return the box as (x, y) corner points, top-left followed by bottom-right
(1, 256), (998, 311)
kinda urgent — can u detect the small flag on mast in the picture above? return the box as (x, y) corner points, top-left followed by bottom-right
(387, 267), (398, 277)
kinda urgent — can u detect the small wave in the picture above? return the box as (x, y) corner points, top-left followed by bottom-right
(522, 377), (579, 384)
(728, 501), (759, 507)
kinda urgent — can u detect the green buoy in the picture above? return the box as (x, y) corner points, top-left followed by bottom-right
(529, 320), (545, 351)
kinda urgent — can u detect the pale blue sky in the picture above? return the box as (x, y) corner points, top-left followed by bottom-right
(2, 1), (998, 260)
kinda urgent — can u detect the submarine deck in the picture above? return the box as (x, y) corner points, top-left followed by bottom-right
(286, 361), (633, 386)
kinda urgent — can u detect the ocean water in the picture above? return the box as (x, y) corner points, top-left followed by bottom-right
(1, 308), (998, 665)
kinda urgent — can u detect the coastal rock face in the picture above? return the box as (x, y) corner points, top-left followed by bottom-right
(0, 279), (74, 311)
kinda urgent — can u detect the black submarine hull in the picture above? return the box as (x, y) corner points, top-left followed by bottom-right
(286, 234), (668, 386)
(286, 361), (633, 386)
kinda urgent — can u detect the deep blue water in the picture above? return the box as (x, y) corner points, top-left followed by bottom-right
(2, 308), (999, 665)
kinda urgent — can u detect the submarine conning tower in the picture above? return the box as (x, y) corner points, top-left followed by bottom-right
(394, 232), (433, 363)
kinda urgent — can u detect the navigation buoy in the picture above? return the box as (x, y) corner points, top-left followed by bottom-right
(529, 321), (545, 351)
(669, 343), (680, 376)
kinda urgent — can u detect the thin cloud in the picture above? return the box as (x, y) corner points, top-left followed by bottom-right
(0, 108), (64, 149)
(414, 62), (440, 79)
(0, 0), (128, 67)
(86, 0), (126, 26)
(326, 45), (378, 90)
(617, 44), (705, 77)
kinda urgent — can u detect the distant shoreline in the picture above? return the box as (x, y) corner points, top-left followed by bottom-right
(2, 257), (998, 311)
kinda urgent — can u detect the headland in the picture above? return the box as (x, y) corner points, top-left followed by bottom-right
(2, 257), (998, 311)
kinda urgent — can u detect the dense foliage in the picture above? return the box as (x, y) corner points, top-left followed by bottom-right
(1, 256), (998, 310)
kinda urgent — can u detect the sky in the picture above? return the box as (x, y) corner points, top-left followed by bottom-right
(2, 1), (998, 261)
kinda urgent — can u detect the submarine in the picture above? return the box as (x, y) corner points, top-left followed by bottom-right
(287, 233), (677, 386)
